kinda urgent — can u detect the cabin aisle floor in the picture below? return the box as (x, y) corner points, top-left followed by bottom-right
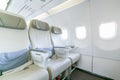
(70, 69), (104, 80)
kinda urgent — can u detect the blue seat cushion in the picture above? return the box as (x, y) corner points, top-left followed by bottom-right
(0, 49), (28, 72)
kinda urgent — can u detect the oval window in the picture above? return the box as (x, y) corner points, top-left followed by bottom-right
(75, 26), (87, 40)
(99, 22), (117, 39)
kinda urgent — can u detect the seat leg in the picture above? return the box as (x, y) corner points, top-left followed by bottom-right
(62, 67), (71, 80)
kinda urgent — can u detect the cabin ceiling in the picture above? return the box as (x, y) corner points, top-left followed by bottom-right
(2, 0), (67, 20)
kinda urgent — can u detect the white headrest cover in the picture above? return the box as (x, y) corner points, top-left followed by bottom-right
(30, 20), (49, 31)
(51, 26), (62, 34)
(0, 10), (26, 29)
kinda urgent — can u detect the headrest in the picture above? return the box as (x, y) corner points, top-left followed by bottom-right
(30, 20), (49, 31)
(0, 10), (26, 29)
(51, 26), (62, 34)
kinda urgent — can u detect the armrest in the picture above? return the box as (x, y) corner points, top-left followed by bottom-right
(30, 51), (50, 68)
(53, 46), (78, 58)
(54, 47), (66, 48)
(54, 47), (69, 58)
(69, 46), (80, 53)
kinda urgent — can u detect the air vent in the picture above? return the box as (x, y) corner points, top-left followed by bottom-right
(41, 0), (46, 2)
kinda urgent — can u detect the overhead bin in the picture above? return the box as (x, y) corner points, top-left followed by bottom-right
(7, 0), (67, 19)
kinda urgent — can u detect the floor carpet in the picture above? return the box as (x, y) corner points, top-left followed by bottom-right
(70, 69), (105, 80)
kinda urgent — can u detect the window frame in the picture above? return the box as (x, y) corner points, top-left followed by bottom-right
(75, 26), (87, 40)
(99, 22), (117, 40)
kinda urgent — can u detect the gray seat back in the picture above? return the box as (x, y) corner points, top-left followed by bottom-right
(0, 10), (29, 72)
(51, 26), (68, 57)
(29, 20), (53, 56)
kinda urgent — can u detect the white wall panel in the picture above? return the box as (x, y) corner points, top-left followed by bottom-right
(93, 57), (120, 80)
(78, 55), (92, 72)
(91, 0), (120, 52)
(91, 0), (120, 61)
(70, 0), (92, 56)
(91, 0), (120, 79)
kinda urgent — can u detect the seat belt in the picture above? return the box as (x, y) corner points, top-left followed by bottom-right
(0, 70), (2, 76)
(58, 75), (61, 80)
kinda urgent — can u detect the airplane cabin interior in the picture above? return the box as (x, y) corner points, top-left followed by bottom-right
(0, 0), (120, 80)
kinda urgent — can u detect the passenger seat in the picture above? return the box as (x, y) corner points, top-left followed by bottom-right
(51, 26), (80, 65)
(0, 10), (49, 80)
(29, 20), (71, 80)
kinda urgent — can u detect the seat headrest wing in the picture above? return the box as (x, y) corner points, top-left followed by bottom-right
(0, 10), (26, 29)
(51, 26), (62, 34)
(30, 20), (49, 31)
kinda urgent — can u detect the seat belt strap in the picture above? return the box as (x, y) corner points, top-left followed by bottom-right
(0, 70), (2, 76)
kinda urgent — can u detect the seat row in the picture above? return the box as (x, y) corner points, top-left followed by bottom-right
(0, 10), (80, 80)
